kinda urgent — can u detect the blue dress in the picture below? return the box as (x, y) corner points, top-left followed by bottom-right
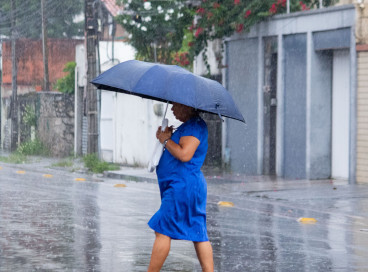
(148, 116), (209, 242)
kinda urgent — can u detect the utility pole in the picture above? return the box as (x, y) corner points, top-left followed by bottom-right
(85, 0), (99, 154)
(10, 0), (18, 151)
(41, 0), (50, 91)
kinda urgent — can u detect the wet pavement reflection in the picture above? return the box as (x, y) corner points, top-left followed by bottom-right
(0, 163), (368, 271)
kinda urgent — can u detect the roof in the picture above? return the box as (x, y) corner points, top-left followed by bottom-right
(101, 0), (124, 17)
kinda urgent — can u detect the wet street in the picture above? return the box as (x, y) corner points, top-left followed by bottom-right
(1, 162), (368, 272)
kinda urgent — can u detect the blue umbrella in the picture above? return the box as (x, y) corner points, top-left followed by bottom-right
(91, 60), (245, 122)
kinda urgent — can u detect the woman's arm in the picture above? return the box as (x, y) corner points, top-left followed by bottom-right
(156, 126), (200, 162)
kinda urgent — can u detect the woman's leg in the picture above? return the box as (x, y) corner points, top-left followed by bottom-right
(148, 232), (171, 272)
(193, 241), (214, 272)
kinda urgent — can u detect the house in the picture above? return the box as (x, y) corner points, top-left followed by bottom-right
(1, 39), (82, 95)
(74, 0), (181, 166)
(99, 0), (128, 41)
(196, 3), (368, 183)
(0, 39), (83, 155)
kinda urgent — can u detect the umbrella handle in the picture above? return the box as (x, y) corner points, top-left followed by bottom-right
(163, 101), (169, 119)
(148, 117), (168, 172)
(216, 104), (224, 122)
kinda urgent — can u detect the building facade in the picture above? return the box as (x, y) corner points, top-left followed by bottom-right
(225, 5), (359, 182)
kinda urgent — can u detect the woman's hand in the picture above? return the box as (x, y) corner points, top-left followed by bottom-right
(156, 126), (173, 144)
(156, 125), (200, 162)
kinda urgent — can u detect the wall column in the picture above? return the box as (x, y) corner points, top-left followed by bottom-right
(276, 34), (284, 177)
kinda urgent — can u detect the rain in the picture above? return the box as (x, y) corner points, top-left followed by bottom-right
(1, 0), (368, 271)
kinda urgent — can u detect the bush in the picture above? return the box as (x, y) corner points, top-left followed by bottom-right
(55, 61), (76, 94)
(16, 138), (49, 156)
(83, 153), (120, 173)
(0, 153), (28, 164)
(22, 105), (37, 127)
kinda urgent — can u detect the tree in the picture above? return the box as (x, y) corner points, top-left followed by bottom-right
(115, 0), (193, 65)
(188, 0), (339, 71)
(116, 0), (338, 73)
(0, 0), (84, 39)
(55, 61), (76, 94)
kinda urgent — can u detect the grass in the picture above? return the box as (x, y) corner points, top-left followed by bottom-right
(0, 148), (120, 174)
(0, 153), (29, 164)
(51, 157), (83, 172)
(51, 159), (74, 168)
(0, 139), (49, 164)
(16, 138), (50, 156)
(83, 153), (120, 173)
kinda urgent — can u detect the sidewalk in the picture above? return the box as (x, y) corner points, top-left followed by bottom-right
(105, 166), (157, 183)
(104, 165), (350, 188)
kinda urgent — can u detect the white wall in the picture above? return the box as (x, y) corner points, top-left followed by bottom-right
(331, 50), (350, 179)
(193, 39), (222, 76)
(98, 41), (181, 166)
(105, 96), (180, 166)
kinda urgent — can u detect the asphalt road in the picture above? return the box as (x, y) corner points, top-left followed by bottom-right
(0, 161), (368, 272)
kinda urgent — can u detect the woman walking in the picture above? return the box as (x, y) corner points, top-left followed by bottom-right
(147, 102), (214, 272)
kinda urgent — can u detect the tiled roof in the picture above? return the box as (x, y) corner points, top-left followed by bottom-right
(101, 0), (124, 16)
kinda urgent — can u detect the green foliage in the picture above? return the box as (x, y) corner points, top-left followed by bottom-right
(189, 0), (338, 72)
(116, 0), (338, 73)
(83, 153), (120, 174)
(115, 0), (193, 64)
(0, 153), (28, 164)
(16, 138), (50, 156)
(0, 0), (83, 39)
(55, 61), (76, 94)
(22, 105), (37, 127)
(52, 159), (74, 168)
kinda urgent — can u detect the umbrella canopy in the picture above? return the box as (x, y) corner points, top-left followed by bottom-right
(91, 60), (245, 122)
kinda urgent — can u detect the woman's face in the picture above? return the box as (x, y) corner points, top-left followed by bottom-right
(171, 103), (194, 122)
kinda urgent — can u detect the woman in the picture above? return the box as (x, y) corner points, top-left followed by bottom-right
(147, 102), (214, 272)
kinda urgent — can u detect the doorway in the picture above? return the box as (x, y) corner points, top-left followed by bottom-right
(331, 50), (350, 180)
(263, 38), (278, 175)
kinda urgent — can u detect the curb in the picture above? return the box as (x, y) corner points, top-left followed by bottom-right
(104, 171), (157, 183)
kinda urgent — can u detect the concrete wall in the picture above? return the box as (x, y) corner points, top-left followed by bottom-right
(356, 48), (368, 183)
(226, 38), (259, 174)
(193, 39), (222, 76)
(1, 92), (74, 156)
(309, 51), (332, 179)
(225, 5), (356, 181)
(283, 34), (307, 179)
(38, 93), (75, 157)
